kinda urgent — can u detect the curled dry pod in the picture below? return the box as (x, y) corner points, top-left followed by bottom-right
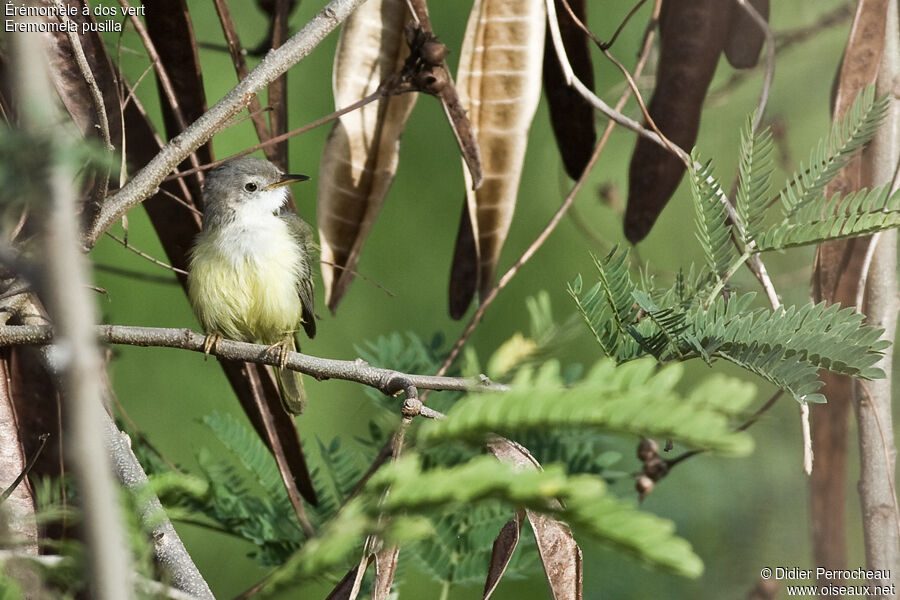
(317, 0), (418, 312)
(543, 0), (596, 180)
(724, 0), (770, 69)
(625, 0), (730, 243)
(450, 0), (546, 318)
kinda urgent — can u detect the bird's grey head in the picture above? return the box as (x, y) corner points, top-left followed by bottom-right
(201, 157), (306, 227)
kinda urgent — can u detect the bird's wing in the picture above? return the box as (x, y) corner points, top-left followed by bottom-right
(283, 212), (317, 339)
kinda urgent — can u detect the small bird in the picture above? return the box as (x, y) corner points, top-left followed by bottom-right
(187, 156), (316, 414)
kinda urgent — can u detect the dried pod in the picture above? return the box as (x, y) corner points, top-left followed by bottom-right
(724, 0), (770, 69)
(637, 437), (659, 461)
(643, 456), (670, 480)
(624, 0), (730, 243)
(414, 65), (449, 93)
(543, 0), (596, 179)
(450, 0), (547, 317)
(421, 39), (449, 65)
(317, 0), (418, 312)
(636, 475), (655, 499)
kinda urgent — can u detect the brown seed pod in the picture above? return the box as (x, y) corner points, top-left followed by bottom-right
(636, 475), (655, 499)
(643, 456), (670, 480)
(421, 39), (449, 65)
(637, 437), (659, 461)
(415, 65), (449, 93)
(318, 0), (418, 312)
(724, 0), (770, 69)
(450, 0), (547, 317)
(624, 0), (730, 243)
(543, 0), (596, 180)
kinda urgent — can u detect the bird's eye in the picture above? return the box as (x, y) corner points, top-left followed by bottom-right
(244, 182), (258, 192)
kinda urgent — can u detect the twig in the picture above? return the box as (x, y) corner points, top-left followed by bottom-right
(0, 434), (48, 503)
(0, 325), (508, 397)
(666, 389), (783, 470)
(210, 0), (275, 155)
(0, 552), (203, 600)
(709, 2), (855, 103)
(86, 0), (371, 248)
(163, 87), (389, 183)
(544, 0), (689, 164)
(11, 20), (135, 599)
(63, 18), (113, 229)
(117, 0), (189, 133)
(736, 0), (775, 132)
(101, 415), (214, 599)
(104, 232), (189, 276)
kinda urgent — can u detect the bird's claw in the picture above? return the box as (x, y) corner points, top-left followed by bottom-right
(202, 333), (222, 359)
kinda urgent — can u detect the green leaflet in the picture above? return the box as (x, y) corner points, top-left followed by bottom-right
(690, 152), (736, 281)
(368, 455), (704, 577)
(419, 358), (755, 455)
(756, 185), (900, 250)
(735, 112), (775, 241)
(779, 85), (888, 217)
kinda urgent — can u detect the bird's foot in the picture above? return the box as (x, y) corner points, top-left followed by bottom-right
(266, 336), (293, 369)
(202, 333), (222, 359)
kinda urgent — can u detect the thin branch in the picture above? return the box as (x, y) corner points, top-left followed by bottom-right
(117, 0), (189, 133)
(163, 87), (388, 183)
(86, 0), (371, 248)
(11, 20), (135, 599)
(102, 414), (214, 599)
(210, 0), (275, 156)
(736, 0), (775, 132)
(0, 434), (48, 503)
(63, 17), (113, 229)
(545, 0), (690, 164)
(0, 325), (508, 396)
(0, 552), (202, 600)
(104, 232), (189, 276)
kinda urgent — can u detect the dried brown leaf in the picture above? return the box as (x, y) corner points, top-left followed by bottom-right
(486, 437), (583, 598)
(38, 2), (122, 146)
(625, 0), (730, 243)
(318, 0), (418, 312)
(449, 202), (479, 319)
(543, 0), (596, 179)
(724, 0), (770, 69)
(483, 511), (524, 599)
(325, 559), (369, 600)
(452, 0), (546, 309)
(527, 510), (583, 600)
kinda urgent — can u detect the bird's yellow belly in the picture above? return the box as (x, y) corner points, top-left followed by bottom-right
(188, 226), (303, 343)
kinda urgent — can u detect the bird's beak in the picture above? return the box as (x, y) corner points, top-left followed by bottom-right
(264, 173), (310, 190)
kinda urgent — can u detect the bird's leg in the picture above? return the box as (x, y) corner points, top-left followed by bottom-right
(266, 334), (294, 369)
(202, 332), (223, 359)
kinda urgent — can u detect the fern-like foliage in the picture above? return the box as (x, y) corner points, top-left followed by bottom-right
(571, 247), (888, 403)
(779, 85), (888, 216)
(568, 248), (643, 361)
(268, 452), (705, 589)
(756, 185), (900, 250)
(735, 113), (775, 241)
(419, 358), (755, 455)
(690, 152), (737, 281)
(366, 455), (704, 577)
(410, 501), (536, 587)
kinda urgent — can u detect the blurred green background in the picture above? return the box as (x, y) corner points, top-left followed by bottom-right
(84, 0), (891, 597)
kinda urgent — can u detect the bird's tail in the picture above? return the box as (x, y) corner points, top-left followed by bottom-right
(275, 337), (306, 414)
